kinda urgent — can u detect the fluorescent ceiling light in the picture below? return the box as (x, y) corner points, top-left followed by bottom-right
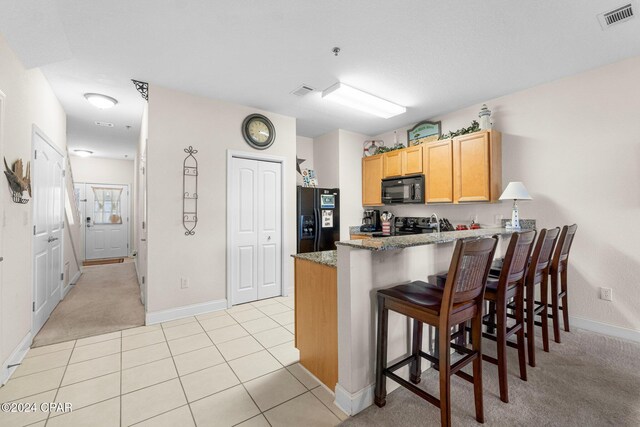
(322, 82), (406, 118)
(73, 149), (93, 157)
(84, 93), (118, 109)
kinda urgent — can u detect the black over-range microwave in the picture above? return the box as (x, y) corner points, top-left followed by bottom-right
(381, 174), (425, 204)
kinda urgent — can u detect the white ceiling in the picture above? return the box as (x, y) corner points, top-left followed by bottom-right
(1, 0), (639, 158)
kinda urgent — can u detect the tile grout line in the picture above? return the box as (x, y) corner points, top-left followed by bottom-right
(43, 338), (78, 426)
(163, 317), (199, 427)
(195, 314), (268, 426)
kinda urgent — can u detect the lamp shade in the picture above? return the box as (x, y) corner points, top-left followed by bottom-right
(499, 181), (532, 200)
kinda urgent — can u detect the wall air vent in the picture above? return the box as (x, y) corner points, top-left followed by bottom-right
(291, 85), (315, 97)
(95, 121), (114, 127)
(598, 3), (634, 29)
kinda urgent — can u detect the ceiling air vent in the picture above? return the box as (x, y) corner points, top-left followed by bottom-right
(598, 3), (634, 29)
(95, 121), (114, 127)
(291, 85), (314, 97)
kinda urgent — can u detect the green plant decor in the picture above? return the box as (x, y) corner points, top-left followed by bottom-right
(375, 143), (405, 155)
(439, 120), (480, 140)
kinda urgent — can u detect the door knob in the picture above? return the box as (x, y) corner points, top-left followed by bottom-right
(267, 236), (271, 241)
(47, 236), (59, 243)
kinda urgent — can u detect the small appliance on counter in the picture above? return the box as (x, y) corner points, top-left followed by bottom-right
(296, 187), (340, 253)
(370, 216), (452, 237)
(360, 209), (381, 232)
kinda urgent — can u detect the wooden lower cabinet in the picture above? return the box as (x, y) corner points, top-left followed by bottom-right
(350, 234), (372, 240)
(424, 139), (454, 203)
(453, 130), (502, 202)
(362, 155), (384, 206)
(294, 259), (338, 391)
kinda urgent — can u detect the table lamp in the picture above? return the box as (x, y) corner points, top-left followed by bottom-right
(499, 181), (532, 229)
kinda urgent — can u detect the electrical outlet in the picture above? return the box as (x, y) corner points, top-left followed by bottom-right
(180, 278), (189, 289)
(600, 287), (612, 301)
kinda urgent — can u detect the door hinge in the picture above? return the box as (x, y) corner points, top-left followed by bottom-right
(34, 150), (37, 159)
(62, 221), (65, 229)
(32, 302), (35, 312)
(127, 243), (129, 248)
(142, 276), (145, 285)
(62, 170), (66, 177)
(60, 272), (64, 281)
(33, 225), (36, 235)
(127, 217), (129, 222)
(142, 221), (146, 229)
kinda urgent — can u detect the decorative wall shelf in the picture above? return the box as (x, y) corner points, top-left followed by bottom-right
(183, 146), (198, 236)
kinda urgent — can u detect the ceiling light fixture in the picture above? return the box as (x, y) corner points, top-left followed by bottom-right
(73, 149), (94, 157)
(84, 93), (118, 109)
(321, 83), (406, 119)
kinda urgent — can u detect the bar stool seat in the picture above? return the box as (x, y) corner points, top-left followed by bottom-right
(379, 281), (476, 314)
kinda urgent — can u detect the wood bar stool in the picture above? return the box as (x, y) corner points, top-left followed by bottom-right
(374, 237), (498, 427)
(520, 227), (560, 367)
(481, 230), (536, 403)
(549, 224), (578, 343)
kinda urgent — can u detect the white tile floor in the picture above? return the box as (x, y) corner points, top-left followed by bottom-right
(0, 295), (348, 427)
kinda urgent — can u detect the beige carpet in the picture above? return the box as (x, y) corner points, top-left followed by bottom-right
(341, 329), (640, 426)
(32, 262), (144, 347)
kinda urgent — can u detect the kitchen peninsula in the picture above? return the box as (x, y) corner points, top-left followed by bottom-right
(293, 228), (518, 415)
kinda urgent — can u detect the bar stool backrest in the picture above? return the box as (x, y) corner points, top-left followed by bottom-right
(442, 237), (498, 310)
(527, 228), (560, 284)
(551, 224), (577, 273)
(499, 230), (537, 291)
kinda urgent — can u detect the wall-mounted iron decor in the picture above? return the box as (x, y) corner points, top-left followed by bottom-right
(131, 79), (149, 101)
(3, 157), (31, 204)
(183, 146), (198, 235)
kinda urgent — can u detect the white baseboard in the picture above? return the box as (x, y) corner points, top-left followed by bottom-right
(335, 383), (374, 416)
(70, 270), (82, 285)
(145, 299), (227, 325)
(1, 332), (32, 385)
(570, 315), (640, 343)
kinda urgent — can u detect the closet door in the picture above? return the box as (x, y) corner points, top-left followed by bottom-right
(230, 158), (282, 305)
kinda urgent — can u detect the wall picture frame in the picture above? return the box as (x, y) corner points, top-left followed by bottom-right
(407, 120), (442, 146)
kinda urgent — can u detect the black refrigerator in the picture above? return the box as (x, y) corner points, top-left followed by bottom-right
(296, 187), (340, 253)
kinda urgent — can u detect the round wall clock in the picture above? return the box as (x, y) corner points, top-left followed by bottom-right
(242, 114), (276, 150)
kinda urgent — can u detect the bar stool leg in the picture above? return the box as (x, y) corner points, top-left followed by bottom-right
(486, 301), (497, 334)
(541, 276), (550, 353)
(438, 326), (452, 427)
(496, 300), (509, 403)
(515, 286), (527, 381)
(374, 295), (389, 407)
(471, 313), (484, 423)
(526, 282), (536, 367)
(410, 320), (423, 384)
(561, 269), (570, 332)
(550, 270), (561, 343)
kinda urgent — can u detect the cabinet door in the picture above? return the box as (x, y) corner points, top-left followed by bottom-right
(424, 140), (453, 203)
(402, 146), (423, 175)
(453, 132), (491, 202)
(383, 151), (403, 178)
(362, 155), (384, 206)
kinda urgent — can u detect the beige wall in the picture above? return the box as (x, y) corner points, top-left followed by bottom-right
(295, 136), (314, 186)
(146, 85), (297, 315)
(374, 56), (640, 333)
(312, 130), (340, 188)
(0, 36), (67, 376)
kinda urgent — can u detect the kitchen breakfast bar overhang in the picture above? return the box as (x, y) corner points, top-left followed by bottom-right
(333, 228), (518, 416)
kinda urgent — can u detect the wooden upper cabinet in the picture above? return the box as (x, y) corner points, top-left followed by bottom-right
(362, 154), (384, 206)
(453, 130), (502, 203)
(383, 150), (403, 178)
(402, 146), (423, 176)
(424, 139), (453, 203)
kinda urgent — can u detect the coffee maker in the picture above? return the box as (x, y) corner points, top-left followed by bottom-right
(360, 209), (381, 232)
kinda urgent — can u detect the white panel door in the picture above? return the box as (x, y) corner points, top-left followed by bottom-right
(85, 183), (129, 259)
(230, 157), (282, 305)
(257, 161), (281, 299)
(32, 131), (64, 335)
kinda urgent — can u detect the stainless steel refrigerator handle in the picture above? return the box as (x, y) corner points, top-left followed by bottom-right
(314, 207), (320, 252)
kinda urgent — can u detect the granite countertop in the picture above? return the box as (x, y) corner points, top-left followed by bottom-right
(336, 227), (515, 251)
(349, 226), (375, 236)
(291, 250), (337, 268)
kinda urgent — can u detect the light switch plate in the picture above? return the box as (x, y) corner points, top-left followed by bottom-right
(600, 287), (612, 301)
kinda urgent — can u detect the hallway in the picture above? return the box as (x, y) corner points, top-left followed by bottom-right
(32, 262), (144, 347)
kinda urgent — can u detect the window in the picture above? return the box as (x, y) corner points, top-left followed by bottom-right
(91, 186), (123, 224)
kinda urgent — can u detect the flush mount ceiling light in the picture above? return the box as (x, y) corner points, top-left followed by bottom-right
(321, 82), (406, 119)
(73, 149), (93, 157)
(84, 93), (118, 109)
